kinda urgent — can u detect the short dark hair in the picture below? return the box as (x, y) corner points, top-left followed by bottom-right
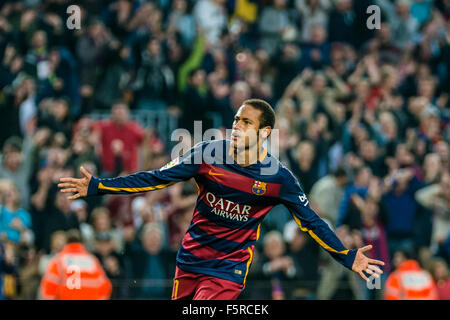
(112, 100), (128, 108)
(188, 68), (203, 79)
(354, 165), (371, 178)
(66, 229), (82, 243)
(242, 99), (276, 129)
(3, 136), (23, 153)
(333, 167), (347, 178)
(395, 248), (416, 261)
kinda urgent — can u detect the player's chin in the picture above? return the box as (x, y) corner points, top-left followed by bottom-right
(231, 138), (247, 150)
(230, 137), (240, 148)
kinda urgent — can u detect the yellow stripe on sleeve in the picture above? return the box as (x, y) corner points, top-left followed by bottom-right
(98, 181), (177, 193)
(292, 215), (349, 255)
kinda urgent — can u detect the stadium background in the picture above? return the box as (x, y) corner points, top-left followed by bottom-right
(0, 0), (449, 300)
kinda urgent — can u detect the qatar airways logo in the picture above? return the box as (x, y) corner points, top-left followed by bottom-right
(205, 192), (251, 222)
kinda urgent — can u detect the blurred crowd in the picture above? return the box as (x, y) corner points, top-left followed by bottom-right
(0, 0), (449, 300)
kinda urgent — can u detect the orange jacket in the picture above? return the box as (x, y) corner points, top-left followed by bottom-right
(40, 243), (112, 300)
(384, 260), (439, 300)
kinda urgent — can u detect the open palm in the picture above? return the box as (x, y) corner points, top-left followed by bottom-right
(352, 245), (385, 281)
(58, 166), (92, 200)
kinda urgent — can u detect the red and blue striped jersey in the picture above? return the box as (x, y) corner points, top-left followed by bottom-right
(87, 140), (357, 285)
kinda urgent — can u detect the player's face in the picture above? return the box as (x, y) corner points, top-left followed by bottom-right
(231, 104), (262, 150)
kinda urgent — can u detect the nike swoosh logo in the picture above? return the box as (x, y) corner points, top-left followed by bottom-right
(208, 169), (224, 176)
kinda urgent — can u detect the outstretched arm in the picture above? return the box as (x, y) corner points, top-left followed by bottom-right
(280, 169), (384, 281)
(59, 142), (206, 200)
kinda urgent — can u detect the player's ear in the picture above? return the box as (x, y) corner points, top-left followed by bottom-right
(260, 127), (271, 139)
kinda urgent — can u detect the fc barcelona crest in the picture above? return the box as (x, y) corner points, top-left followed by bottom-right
(252, 180), (267, 195)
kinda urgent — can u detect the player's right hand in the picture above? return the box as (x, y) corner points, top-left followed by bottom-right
(58, 166), (92, 200)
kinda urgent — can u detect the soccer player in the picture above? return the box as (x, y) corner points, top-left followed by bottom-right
(59, 99), (384, 300)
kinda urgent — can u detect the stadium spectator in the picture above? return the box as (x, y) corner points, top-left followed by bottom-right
(415, 171), (450, 251)
(422, 153), (443, 185)
(181, 68), (212, 133)
(219, 81), (251, 127)
(37, 188), (78, 253)
(0, 180), (33, 245)
(0, 135), (35, 210)
(29, 152), (75, 252)
(70, 199), (95, 251)
(295, 0), (331, 42)
(194, 0), (227, 46)
(132, 38), (176, 111)
(437, 234), (450, 266)
(93, 232), (126, 300)
(391, 0), (420, 49)
(430, 258), (450, 300)
(350, 192), (390, 299)
(299, 24), (331, 71)
(381, 168), (425, 258)
(309, 167), (348, 226)
(384, 249), (439, 300)
(38, 230), (67, 276)
(317, 225), (365, 300)
(75, 19), (113, 104)
(0, 240), (19, 300)
(283, 220), (320, 299)
(124, 223), (176, 299)
(16, 244), (41, 299)
(336, 166), (372, 227)
(40, 229), (112, 300)
(92, 102), (145, 175)
(167, 0), (197, 48)
(258, 0), (294, 57)
(37, 98), (72, 140)
(286, 140), (320, 194)
(90, 207), (123, 253)
(328, 0), (357, 46)
(261, 230), (297, 300)
(411, 0), (434, 25)
(106, 193), (139, 230)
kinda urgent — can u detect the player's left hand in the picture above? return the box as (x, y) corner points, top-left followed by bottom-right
(352, 245), (384, 281)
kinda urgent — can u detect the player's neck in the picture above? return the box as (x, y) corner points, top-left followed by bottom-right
(231, 144), (266, 167)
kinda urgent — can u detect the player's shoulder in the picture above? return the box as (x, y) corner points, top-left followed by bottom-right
(273, 159), (296, 179)
(191, 139), (227, 151)
(192, 139), (227, 146)
(257, 153), (295, 182)
(206, 139), (228, 147)
(274, 161), (302, 189)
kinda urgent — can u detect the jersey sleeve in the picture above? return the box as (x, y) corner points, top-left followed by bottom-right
(87, 141), (206, 196)
(279, 168), (357, 270)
